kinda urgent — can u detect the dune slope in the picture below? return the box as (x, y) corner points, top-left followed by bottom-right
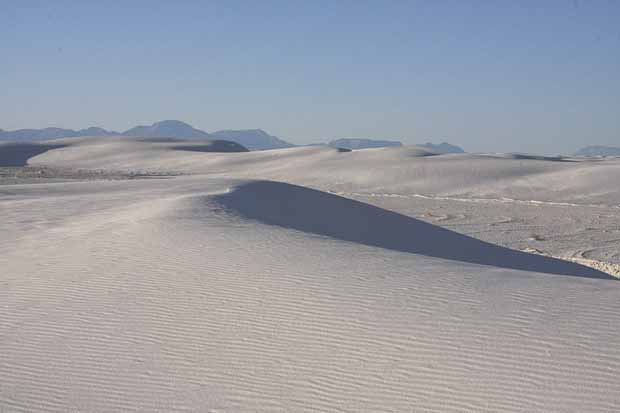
(2, 139), (620, 411)
(214, 181), (611, 279)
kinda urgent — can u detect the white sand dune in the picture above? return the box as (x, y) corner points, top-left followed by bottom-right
(213, 180), (611, 279)
(2, 137), (620, 411)
(30, 136), (620, 205)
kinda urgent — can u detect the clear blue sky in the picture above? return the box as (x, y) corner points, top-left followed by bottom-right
(2, 0), (619, 153)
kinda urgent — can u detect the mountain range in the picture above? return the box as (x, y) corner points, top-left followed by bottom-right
(211, 129), (294, 151)
(327, 139), (465, 153)
(0, 126), (118, 141)
(0, 120), (465, 153)
(0, 120), (292, 151)
(574, 146), (620, 157)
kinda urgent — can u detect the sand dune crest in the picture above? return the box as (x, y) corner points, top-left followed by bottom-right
(213, 181), (613, 279)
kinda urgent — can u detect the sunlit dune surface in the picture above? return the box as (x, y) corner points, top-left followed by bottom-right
(2, 137), (620, 411)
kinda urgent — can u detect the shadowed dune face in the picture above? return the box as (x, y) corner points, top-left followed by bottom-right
(510, 154), (576, 162)
(136, 137), (184, 143)
(0, 143), (66, 166)
(172, 140), (249, 153)
(138, 137), (249, 152)
(481, 153), (583, 162)
(213, 181), (614, 279)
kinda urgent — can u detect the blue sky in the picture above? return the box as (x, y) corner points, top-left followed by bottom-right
(1, 0), (619, 153)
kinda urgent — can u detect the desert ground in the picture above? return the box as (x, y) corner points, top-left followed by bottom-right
(2, 136), (620, 412)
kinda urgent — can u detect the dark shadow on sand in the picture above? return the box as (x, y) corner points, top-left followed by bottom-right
(510, 154), (577, 162)
(173, 140), (249, 153)
(213, 181), (614, 280)
(0, 142), (66, 167)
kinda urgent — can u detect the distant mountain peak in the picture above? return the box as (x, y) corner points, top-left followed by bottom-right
(211, 129), (294, 151)
(77, 127), (118, 136)
(154, 120), (194, 127)
(123, 120), (211, 139)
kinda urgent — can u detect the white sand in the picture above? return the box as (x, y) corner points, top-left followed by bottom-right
(2, 137), (620, 411)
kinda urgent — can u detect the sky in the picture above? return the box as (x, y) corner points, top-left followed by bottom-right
(1, 0), (619, 154)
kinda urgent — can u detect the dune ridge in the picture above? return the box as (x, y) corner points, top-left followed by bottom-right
(213, 181), (612, 279)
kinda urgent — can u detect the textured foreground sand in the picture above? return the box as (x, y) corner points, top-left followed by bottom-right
(2, 137), (620, 412)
